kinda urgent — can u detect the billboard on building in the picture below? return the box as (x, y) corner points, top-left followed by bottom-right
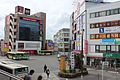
(19, 17), (40, 41)
(25, 8), (30, 15)
(15, 6), (24, 14)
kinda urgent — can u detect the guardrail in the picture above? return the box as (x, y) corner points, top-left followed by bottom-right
(0, 69), (23, 80)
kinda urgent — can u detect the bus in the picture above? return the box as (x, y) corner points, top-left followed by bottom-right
(0, 60), (29, 76)
(7, 51), (29, 60)
(38, 50), (53, 55)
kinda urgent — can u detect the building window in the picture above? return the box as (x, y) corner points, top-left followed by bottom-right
(99, 11), (106, 17)
(95, 45), (100, 52)
(106, 45), (111, 52)
(90, 13), (95, 18)
(95, 12), (100, 17)
(106, 10), (111, 16)
(114, 9), (119, 14)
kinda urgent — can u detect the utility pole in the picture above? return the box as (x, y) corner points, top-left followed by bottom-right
(81, 29), (84, 78)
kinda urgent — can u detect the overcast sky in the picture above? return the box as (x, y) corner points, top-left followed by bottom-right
(0, 0), (119, 40)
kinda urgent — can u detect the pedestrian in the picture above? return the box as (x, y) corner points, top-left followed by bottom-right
(46, 69), (50, 78)
(37, 75), (42, 80)
(44, 64), (47, 72)
(24, 69), (35, 80)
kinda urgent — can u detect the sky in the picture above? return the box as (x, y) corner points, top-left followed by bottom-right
(0, 0), (119, 40)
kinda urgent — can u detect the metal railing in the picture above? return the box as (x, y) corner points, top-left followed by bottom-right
(0, 69), (23, 80)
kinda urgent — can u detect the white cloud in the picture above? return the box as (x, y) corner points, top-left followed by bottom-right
(0, 0), (73, 40)
(0, 0), (119, 40)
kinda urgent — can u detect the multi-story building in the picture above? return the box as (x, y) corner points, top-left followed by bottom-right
(71, 0), (120, 68)
(4, 6), (46, 55)
(53, 28), (70, 55)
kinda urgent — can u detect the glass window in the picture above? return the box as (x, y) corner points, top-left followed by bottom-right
(114, 9), (119, 14)
(100, 46), (106, 50)
(110, 9), (114, 15)
(99, 11), (106, 17)
(106, 45), (111, 51)
(106, 10), (111, 16)
(111, 45), (115, 51)
(118, 8), (120, 13)
(90, 13), (95, 18)
(95, 12), (100, 17)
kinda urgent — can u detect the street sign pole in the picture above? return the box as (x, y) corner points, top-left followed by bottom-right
(102, 62), (104, 80)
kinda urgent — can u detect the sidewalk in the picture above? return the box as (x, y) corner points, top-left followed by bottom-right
(41, 72), (60, 80)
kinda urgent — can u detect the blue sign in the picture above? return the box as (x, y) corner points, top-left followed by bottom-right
(102, 39), (115, 43)
(99, 28), (104, 33)
(48, 42), (54, 46)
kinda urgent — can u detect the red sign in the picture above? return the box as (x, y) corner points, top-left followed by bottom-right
(15, 6), (24, 13)
(84, 40), (88, 54)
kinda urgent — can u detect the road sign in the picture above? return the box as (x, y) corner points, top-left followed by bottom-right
(99, 28), (104, 33)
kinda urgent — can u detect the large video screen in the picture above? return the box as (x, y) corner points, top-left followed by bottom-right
(19, 17), (40, 41)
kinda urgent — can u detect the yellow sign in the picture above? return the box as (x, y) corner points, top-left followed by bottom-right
(2, 48), (9, 53)
(59, 56), (66, 72)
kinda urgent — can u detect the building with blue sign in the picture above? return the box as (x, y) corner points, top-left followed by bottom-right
(71, 0), (120, 67)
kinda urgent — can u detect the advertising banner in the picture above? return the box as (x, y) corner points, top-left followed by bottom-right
(25, 8), (30, 15)
(15, 6), (24, 13)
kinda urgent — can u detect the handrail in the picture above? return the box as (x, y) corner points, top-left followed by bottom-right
(0, 69), (23, 80)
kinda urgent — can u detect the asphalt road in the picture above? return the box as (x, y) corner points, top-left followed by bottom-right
(1, 55), (120, 80)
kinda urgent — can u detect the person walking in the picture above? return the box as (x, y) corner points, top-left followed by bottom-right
(37, 75), (42, 80)
(44, 64), (47, 72)
(46, 69), (50, 78)
(24, 69), (35, 80)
